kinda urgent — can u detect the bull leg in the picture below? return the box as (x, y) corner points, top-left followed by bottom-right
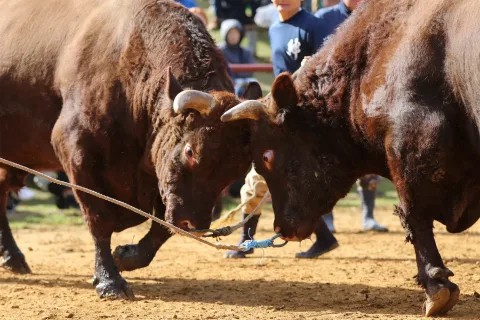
(91, 233), (134, 299)
(113, 200), (173, 271)
(0, 169), (31, 274)
(66, 172), (135, 299)
(395, 206), (459, 316)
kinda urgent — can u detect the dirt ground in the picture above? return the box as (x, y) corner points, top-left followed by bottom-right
(1, 207), (480, 320)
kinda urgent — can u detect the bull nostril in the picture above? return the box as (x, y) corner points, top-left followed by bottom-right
(274, 226), (282, 234)
(178, 220), (195, 230)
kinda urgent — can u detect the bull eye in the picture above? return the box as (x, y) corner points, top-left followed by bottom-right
(262, 150), (274, 170)
(184, 145), (196, 166)
(185, 146), (194, 158)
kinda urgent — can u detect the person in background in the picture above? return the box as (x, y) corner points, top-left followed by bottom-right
(224, 0), (340, 259)
(219, 19), (257, 96)
(6, 193), (20, 213)
(6, 187), (35, 213)
(314, 0), (388, 235)
(268, 0), (325, 77)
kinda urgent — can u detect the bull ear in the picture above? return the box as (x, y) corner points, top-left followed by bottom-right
(166, 67), (183, 101)
(241, 81), (263, 100)
(271, 72), (298, 113)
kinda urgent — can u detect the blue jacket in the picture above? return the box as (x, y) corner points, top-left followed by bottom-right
(269, 9), (325, 76)
(175, 0), (198, 8)
(314, 0), (352, 46)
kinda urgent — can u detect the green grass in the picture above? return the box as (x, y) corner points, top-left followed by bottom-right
(10, 190), (83, 229)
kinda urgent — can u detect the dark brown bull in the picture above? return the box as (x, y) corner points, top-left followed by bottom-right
(222, 0), (480, 316)
(0, 0), (261, 299)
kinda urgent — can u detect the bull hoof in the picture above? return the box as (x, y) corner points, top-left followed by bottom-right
(1, 252), (31, 274)
(95, 277), (135, 300)
(423, 283), (460, 317)
(436, 282), (460, 316)
(113, 244), (146, 272)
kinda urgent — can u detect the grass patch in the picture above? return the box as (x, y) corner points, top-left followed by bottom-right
(10, 190), (83, 229)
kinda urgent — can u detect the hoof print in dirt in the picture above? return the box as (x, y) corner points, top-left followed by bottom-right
(95, 278), (135, 300)
(1, 252), (32, 274)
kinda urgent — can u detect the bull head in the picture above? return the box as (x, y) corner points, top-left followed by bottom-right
(220, 72), (358, 241)
(166, 67), (216, 116)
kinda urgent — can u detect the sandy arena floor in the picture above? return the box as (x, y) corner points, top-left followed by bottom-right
(1, 207), (479, 320)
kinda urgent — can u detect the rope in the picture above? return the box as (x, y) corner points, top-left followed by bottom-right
(240, 233), (288, 252)
(0, 157), (287, 252)
(192, 190), (270, 238)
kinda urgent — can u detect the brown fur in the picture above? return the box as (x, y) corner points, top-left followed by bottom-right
(235, 0), (479, 315)
(0, 0), (259, 297)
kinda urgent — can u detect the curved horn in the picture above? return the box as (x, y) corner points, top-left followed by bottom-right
(173, 90), (215, 116)
(221, 100), (266, 122)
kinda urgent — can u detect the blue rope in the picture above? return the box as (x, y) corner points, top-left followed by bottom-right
(239, 233), (288, 252)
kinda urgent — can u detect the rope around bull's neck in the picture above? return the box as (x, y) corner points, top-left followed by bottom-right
(0, 157), (286, 252)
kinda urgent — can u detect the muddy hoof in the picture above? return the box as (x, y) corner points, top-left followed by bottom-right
(95, 277), (135, 300)
(113, 244), (143, 272)
(224, 249), (250, 259)
(423, 283), (459, 317)
(1, 252), (31, 274)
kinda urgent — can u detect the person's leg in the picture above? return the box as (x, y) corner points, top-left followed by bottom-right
(295, 217), (339, 258)
(245, 24), (258, 57)
(224, 167), (267, 258)
(47, 171), (79, 209)
(322, 212), (335, 232)
(358, 175), (388, 232)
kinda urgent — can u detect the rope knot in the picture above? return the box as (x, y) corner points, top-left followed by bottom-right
(239, 233), (287, 252)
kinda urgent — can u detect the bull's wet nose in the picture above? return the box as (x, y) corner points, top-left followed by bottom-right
(178, 220), (195, 231)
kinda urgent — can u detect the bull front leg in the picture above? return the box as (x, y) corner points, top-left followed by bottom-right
(113, 197), (173, 271)
(65, 171), (135, 299)
(91, 233), (134, 299)
(395, 205), (459, 316)
(0, 168), (31, 274)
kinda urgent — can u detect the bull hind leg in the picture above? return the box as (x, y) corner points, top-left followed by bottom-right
(387, 105), (461, 316)
(113, 198), (173, 272)
(0, 168), (31, 274)
(394, 206), (461, 317)
(395, 206), (459, 316)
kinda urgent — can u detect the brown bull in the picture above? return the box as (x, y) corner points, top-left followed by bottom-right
(0, 0), (261, 298)
(222, 0), (480, 316)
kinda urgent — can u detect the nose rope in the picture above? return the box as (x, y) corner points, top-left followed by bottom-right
(0, 157), (287, 252)
(191, 189), (270, 238)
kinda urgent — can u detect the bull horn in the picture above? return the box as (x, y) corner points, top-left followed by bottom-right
(173, 90), (215, 116)
(221, 100), (266, 122)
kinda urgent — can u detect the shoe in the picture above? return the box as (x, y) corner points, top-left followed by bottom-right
(363, 220), (388, 232)
(17, 187), (35, 201)
(295, 242), (339, 259)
